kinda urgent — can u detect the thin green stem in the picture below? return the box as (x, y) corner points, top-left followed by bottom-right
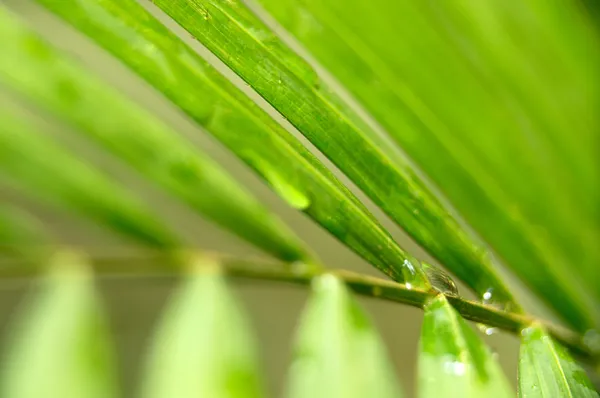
(0, 249), (595, 362)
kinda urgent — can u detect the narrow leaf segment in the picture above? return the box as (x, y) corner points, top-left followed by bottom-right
(0, 252), (118, 398)
(147, 0), (519, 310)
(34, 0), (429, 286)
(285, 274), (404, 398)
(519, 325), (599, 397)
(0, 105), (179, 249)
(0, 6), (313, 265)
(140, 258), (264, 398)
(418, 295), (513, 398)
(254, 0), (600, 330)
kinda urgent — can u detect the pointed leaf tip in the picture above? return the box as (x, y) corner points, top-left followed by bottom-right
(0, 253), (118, 398)
(419, 295), (513, 398)
(286, 274), (403, 398)
(140, 268), (263, 398)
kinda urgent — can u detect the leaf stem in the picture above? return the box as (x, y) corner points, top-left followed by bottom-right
(0, 249), (596, 362)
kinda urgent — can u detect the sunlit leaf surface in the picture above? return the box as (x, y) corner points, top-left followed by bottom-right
(519, 325), (599, 397)
(140, 260), (264, 398)
(418, 295), (513, 398)
(286, 274), (403, 398)
(255, 0), (600, 330)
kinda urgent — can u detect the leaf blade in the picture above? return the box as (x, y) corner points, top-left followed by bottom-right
(145, 0), (519, 308)
(0, 252), (118, 398)
(285, 274), (403, 398)
(0, 5), (312, 264)
(418, 295), (513, 398)
(253, 0), (600, 329)
(34, 0), (430, 286)
(140, 260), (263, 398)
(0, 104), (179, 249)
(519, 325), (599, 397)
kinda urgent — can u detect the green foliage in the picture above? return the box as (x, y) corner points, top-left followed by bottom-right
(140, 261), (263, 398)
(419, 295), (512, 397)
(0, 252), (118, 398)
(254, 0), (600, 330)
(149, 0), (517, 310)
(519, 326), (599, 397)
(286, 274), (403, 398)
(0, 0), (598, 396)
(32, 0), (430, 285)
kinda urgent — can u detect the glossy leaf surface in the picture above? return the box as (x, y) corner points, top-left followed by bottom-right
(519, 325), (599, 397)
(418, 295), (513, 398)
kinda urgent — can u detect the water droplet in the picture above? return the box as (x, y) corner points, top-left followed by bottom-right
(491, 350), (499, 360)
(422, 262), (459, 296)
(477, 323), (497, 336)
(520, 326), (535, 338)
(401, 256), (429, 289)
(485, 327), (497, 336)
(405, 282), (413, 290)
(263, 171), (310, 210)
(482, 288), (493, 302)
(403, 258), (416, 275)
(199, 8), (211, 20)
(443, 360), (466, 376)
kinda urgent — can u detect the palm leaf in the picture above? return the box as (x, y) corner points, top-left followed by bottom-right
(0, 0), (597, 396)
(140, 259), (263, 398)
(252, 0), (600, 330)
(285, 274), (403, 398)
(419, 295), (513, 397)
(0, 5), (313, 265)
(145, 0), (519, 310)
(0, 252), (118, 398)
(33, 0), (430, 286)
(0, 103), (179, 248)
(519, 325), (599, 397)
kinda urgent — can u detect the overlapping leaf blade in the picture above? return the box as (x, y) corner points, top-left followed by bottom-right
(253, 0), (600, 330)
(140, 260), (263, 398)
(143, 0), (519, 309)
(418, 295), (513, 398)
(519, 325), (599, 397)
(0, 205), (50, 259)
(285, 274), (403, 398)
(0, 252), (118, 398)
(0, 6), (313, 264)
(34, 0), (430, 286)
(0, 105), (179, 249)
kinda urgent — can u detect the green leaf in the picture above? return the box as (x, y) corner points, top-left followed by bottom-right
(519, 325), (599, 397)
(140, 260), (263, 398)
(0, 6), (312, 265)
(34, 0), (429, 286)
(142, 0), (518, 308)
(0, 104), (179, 249)
(285, 274), (403, 398)
(418, 295), (513, 398)
(253, 0), (599, 329)
(0, 205), (51, 258)
(0, 251), (118, 398)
